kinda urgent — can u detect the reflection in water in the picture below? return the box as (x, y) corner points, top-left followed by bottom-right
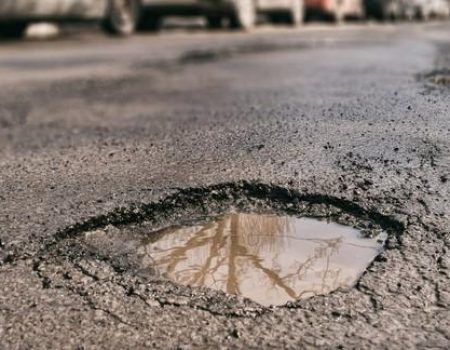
(137, 213), (386, 306)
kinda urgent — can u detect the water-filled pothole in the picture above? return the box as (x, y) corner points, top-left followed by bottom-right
(84, 212), (386, 306)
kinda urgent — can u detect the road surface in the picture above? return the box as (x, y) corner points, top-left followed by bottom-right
(0, 23), (449, 349)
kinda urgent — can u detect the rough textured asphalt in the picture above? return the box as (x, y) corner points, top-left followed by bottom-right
(0, 23), (449, 349)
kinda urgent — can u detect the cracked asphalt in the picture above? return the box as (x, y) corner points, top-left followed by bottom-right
(0, 22), (449, 349)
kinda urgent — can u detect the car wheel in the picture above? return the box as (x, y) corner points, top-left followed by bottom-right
(138, 12), (162, 32)
(102, 0), (140, 36)
(0, 22), (27, 39)
(287, 0), (304, 26)
(229, 0), (256, 30)
(206, 15), (223, 29)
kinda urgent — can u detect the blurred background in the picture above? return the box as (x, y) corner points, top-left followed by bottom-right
(0, 0), (449, 41)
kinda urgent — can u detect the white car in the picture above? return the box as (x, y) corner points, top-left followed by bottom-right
(429, 0), (450, 18)
(402, 0), (450, 19)
(0, 0), (141, 38)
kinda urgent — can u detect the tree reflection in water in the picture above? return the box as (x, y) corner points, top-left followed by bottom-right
(137, 213), (385, 306)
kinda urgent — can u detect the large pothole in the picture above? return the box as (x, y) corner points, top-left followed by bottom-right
(47, 182), (401, 308)
(83, 212), (386, 306)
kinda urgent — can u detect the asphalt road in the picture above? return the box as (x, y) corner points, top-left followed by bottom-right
(0, 22), (449, 349)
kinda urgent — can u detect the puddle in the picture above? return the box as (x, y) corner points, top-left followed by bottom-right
(127, 213), (386, 306)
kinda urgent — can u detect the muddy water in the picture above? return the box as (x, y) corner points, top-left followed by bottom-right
(134, 213), (386, 306)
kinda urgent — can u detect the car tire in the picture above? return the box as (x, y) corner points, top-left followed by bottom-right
(287, 0), (304, 26)
(138, 12), (162, 32)
(0, 22), (27, 39)
(229, 0), (256, 30)
(102, 0), (140, 36)
(206, 15), (223, 29)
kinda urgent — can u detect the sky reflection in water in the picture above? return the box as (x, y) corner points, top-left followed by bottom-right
(137, 213), (386, 306)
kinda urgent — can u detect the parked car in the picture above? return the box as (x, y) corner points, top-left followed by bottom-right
(428, 0), (450, 18)
(0, 0), (304, 38)
(364, 0), (403, 20)
(401, 0), (450, 20)
(304, 0), (365, 21)
(0, 0), (141, 38)
(138, 0), (305, 31)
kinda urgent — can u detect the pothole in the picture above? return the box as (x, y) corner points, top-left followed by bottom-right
(82, 212), (386, 307)
(45, 182), (403, 310)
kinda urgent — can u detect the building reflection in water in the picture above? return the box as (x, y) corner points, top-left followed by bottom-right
(137, 213), (385, 306)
